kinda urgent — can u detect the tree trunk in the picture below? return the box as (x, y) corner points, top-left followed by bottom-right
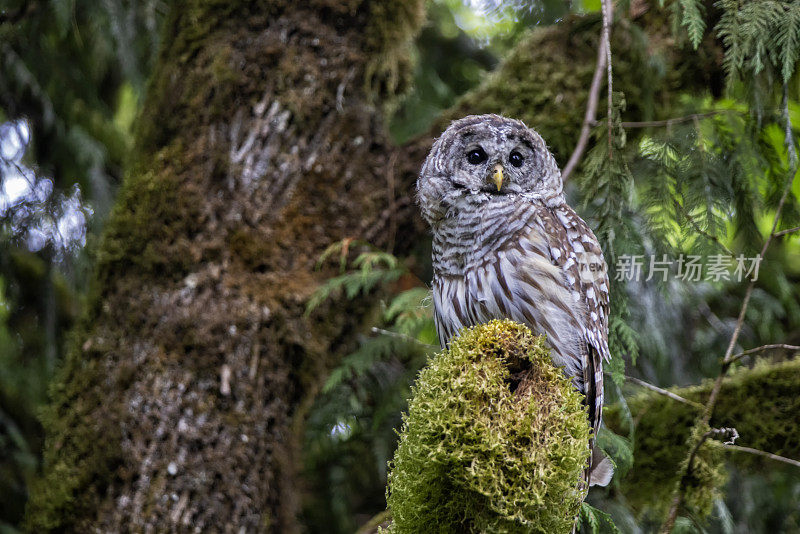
(25, 1), (424, 531)
(26, 2), (734, 532)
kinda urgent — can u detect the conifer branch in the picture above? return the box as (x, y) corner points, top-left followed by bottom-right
(660, 82), (800, 534)
(673, 200), (735, 256)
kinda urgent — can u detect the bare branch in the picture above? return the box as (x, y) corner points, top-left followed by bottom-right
(697, 301), (726, 334)
(622, 375), (705, 410)
(774, 225), (800, 238)
(723, 444), (800, 469)
(727, 344), (800, 365)
(603, 0), (613, 158)
(560, 23), (608, 182)
(611, 110), (742, 128)
(355, 509), (391, 534)
(785, 83), (798, 168)
(371, 327), (438, 350)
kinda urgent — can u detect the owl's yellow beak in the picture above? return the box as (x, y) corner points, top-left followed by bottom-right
(492, 164), (504, 191)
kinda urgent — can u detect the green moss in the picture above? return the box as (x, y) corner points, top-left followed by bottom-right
(605, 358), (800, 519)
(364, 0), (426, 101)
(23, 321), (124, 532)
(386, 320), (590, 534)
(94, 144), (203, 285)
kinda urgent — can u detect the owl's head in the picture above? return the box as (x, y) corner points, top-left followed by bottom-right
(417, 114), (563, 223)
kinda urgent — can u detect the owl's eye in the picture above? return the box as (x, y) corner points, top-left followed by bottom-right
(509, 151), (524, 167)
(466, 147), (487, 165)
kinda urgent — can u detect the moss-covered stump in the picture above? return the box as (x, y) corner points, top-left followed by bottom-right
(386, 320), (590, 534)
(605, 358), (800, 519)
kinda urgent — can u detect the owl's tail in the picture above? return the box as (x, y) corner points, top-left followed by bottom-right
(588, 447), (614, 487)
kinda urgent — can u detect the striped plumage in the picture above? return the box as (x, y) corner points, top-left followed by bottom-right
(417, 114), (613, 487)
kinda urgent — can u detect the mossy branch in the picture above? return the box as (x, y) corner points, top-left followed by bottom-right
(605, 358), (800, 519)
(385, 320), (591, 534)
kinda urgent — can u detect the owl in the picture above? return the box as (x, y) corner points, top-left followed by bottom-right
(417, 114), (613, 487)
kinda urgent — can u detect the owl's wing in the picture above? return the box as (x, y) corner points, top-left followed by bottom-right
(554, 205), (609, 430)
(519, 204), (612, 486)
(514, 204), (610, 432)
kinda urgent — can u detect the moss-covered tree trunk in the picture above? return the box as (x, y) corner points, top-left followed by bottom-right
(26, 2), (737, 532)
(25, 1), (425, 531)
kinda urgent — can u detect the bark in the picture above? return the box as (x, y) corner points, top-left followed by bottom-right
(26, 1), (734, 532)
(25, 1), (425, 531)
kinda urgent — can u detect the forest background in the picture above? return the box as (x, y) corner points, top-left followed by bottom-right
(1, 0), (799, 532)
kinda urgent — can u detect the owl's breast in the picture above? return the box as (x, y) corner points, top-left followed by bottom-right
(432, 244), (586, 381)
(430, 195), (534, 276)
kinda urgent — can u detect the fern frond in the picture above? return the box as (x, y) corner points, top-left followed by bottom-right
(353, 250), (399, 272)
(316, 238), (366, 271)
(679, 0), (706, 48)
(597, 427), (634, 477)
(306, 244), (406, 314)
(578, 502), (621, 534)
(322, 335), (409, 393)
(777, 4), (800, 82)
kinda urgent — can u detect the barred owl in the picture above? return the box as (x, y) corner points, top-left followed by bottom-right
(417, 114), (613, 486)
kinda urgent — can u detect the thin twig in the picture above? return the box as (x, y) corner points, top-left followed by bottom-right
(727, 343), (800, 365)
(774, 225), (800, 238)
(561, 21), (608, 182)
(622, 375), (705, 409)
(723, 444), (800, 468)
(603, 0), (613, 159)
(660, 82), (799, 534)
(385, 150), (399, 253)
(354, 509), (392, 534)
(785, 82), (798, 167)
(686, 428), (738, 474)
(698, 301), (726, 335)
(612, 110), (741, 128)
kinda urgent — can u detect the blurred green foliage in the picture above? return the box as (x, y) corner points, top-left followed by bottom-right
(389, 0), (575, 142)
(0, 1), (163, 530)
